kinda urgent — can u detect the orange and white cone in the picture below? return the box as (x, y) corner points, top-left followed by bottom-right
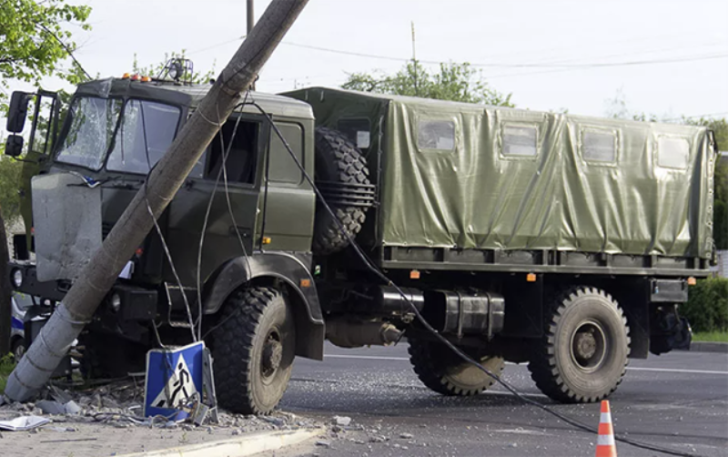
(595, 400), (617, 457)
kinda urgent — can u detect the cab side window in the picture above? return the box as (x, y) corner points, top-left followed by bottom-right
(206, 117), (259, 183)
(268, 122), (303, 185)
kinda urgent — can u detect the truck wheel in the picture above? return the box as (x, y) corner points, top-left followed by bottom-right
(313, 127), (370, 255)
(408, 338), (505, 396)
(210, 287), (295, 415)
(528, 287), (630, 403)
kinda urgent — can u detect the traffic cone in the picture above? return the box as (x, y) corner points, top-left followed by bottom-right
(595, 400), (617, 457)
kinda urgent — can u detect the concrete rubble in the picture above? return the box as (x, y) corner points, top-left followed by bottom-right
(1, 379), (316, 429)
(0, 378), (323, 457)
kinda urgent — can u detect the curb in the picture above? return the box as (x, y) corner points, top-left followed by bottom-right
(117, 427), (325, 457)
(687, 342), (728, 354)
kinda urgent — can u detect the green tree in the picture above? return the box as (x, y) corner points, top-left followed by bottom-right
(686, 117), (728, 150)
(343, 61), (514, 107)
(715, 198), (728, 251)
(0, 0), (92, 111)
(0, 0), (93, 222)
(0, 158), (22, 230)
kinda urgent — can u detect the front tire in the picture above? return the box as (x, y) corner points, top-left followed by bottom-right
(409, 338), (505, 396)
(528, 286), (630, 403)
(211, 287), (296, 415)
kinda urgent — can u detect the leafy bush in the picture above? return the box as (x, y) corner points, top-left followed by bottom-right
(0, 354), (16, 394)
(681, 278), (728, 332)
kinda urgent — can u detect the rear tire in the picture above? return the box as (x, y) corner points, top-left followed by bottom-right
(210, 287), (295, 415)
(312, 127), (370, 255)
(528, 286), (630, 403)
(408, 338), (505, 396)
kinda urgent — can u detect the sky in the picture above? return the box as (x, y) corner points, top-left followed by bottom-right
(7, 0), (728, 121)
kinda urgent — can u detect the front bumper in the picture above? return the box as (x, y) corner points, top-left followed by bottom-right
(9, 262), (158, 325)
(8, 262), (66, 302)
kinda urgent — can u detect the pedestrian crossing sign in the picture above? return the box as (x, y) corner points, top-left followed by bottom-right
(143, 341), (205, 420)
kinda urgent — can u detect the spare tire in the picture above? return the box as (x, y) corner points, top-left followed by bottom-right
(312, 127), (371, 255)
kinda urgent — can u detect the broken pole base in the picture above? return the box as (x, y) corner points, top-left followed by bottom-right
(4, 304), (87, 402)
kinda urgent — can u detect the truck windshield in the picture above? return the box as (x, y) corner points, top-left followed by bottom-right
(56, 97), (122, 170)
(106, 100), (181, 174)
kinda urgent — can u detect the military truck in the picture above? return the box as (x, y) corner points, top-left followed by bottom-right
(5, 65), (716, 414)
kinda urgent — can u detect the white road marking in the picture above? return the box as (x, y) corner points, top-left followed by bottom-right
(626, 366), (728, 376)
(323, 354), (728, 376)
(324, 354), (409, 361)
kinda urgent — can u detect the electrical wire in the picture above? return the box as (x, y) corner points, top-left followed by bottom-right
(280, 40), (728, 69)
(219, 99), (254, 278)
(135, 102), (196, 342)
(194, 96), (253, 341)
(142, 180), (197, 342)
(37, 23), (92, 80)
(182, 30), (722, 66)
(248, 101), (703, 457)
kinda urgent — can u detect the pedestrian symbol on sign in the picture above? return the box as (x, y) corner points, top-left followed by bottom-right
(151, 358), (198, 409)
(144, 342), (204, 419)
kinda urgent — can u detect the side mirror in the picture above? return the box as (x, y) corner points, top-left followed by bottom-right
(4, 134), (24, 157)
(7, 91), (31, 133)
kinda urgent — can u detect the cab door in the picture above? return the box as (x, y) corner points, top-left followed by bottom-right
(165, 113), (266, 286)
(259, 120), (315, 252)
(13, 91), (61, 244)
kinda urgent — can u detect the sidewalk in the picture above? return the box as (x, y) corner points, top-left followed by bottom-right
(0, 419), (322, 457)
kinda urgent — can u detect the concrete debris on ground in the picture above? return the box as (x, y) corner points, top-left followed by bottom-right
(0, 379), (324, 457)
(0, 415), (50, 431)
(315, 439), (331, 448)
(332, 415), (351, 426)
(1, 379), (315, 430)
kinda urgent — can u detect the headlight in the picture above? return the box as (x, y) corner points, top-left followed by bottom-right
(110, 294), (122, 313)
(12, 269), (23, 288)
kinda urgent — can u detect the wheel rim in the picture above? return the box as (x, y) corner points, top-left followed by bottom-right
(13, 344), (25, 360)
(569, 320), (607, 372)
(260, 328), (283, 383)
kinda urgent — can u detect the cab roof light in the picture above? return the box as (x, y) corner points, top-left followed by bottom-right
(122, 73), (130, 79)
(141, 76), (151, 82)
(130, 74), (140, 81)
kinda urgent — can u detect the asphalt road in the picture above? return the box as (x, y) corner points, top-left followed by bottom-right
(280, 342), (728, 457)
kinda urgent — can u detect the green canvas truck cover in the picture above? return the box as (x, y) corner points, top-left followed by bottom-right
(284, 87), (716, 259)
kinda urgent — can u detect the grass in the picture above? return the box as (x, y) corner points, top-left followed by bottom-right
(0, 354), (16, 394)
(692, 331), (728, 343)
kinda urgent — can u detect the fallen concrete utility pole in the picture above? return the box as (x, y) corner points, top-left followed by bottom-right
(4, 0), (309, 402)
